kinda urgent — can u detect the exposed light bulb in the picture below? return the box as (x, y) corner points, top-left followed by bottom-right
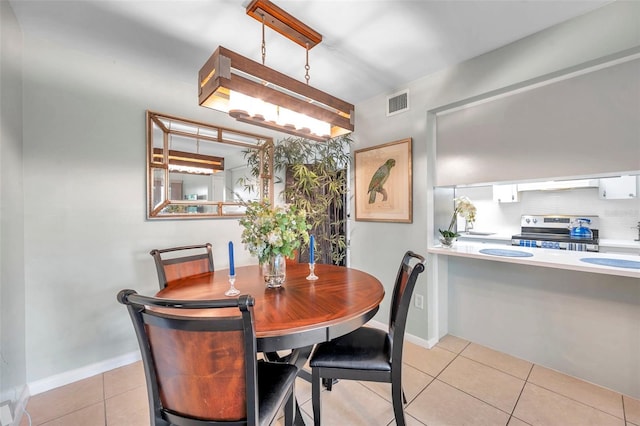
(229, 90), (332, 139)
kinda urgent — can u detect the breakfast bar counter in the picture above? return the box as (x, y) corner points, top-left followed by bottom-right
(428, 241), (640, 279)
(426, 241), (640, 399)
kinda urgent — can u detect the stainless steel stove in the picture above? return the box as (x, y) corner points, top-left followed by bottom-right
(511, 215), (599, 252)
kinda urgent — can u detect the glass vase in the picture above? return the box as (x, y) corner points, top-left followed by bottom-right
(439, 236), (456, 248)
(261, 254), (286, 288)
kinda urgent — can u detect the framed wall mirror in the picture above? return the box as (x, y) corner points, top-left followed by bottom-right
(147, 111), (273, 219)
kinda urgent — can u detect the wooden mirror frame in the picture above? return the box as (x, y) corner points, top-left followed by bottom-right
(146, 111), (274, 219)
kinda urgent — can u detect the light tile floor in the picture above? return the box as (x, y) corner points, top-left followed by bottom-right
(19, 335), (640, 426)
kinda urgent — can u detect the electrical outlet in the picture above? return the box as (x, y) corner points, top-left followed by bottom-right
(414, 294), (424, 310)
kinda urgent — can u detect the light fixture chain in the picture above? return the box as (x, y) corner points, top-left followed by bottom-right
(305, 43), (310, 85)
(261, 14), (266, 65)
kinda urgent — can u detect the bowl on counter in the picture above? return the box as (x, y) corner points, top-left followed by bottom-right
(579, 257), (640, 269)
(478, 248), (534, 257)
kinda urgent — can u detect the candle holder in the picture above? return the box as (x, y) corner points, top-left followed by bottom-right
(224, 274), (240, 296)
(306, 263), (318, 281)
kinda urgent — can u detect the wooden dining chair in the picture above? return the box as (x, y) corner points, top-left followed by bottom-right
(150, 243), (214, 289)
(308, 250), (426, 426)
(117, 290), (297, 426)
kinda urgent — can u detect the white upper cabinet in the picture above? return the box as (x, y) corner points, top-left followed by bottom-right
(493, 184), (519, 203)
(599, 176), (637, 200)
(517, 179), (599, 192)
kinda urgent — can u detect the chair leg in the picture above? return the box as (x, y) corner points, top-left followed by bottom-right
(153, 415), (171, 426)
(311, 368), (322, 426)
(322, 377), (334, 391)
(284, 386), (295, 426)
(391, 380), (406, 426)
(263, 351), (281, 362)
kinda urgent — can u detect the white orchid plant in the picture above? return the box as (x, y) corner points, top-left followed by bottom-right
(439, 196), (477, 239)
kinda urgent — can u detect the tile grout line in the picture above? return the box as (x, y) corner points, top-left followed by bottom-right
(405, 342), (498, 411)
(433, 378), (516, 419)
(102, 371), (107, 426)
(506, 361), (535, 426)
(432, 342), (537, 421)
(401, 344), (464, 408)
(524, 380), (626, 421)
(440, 340), (629, 423)
(458, 353), (531, 382)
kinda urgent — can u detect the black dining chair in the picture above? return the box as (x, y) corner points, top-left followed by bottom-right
(150, 243), (214, 289)
(308, 250), (426, 426)
(117, 290), (297, 426)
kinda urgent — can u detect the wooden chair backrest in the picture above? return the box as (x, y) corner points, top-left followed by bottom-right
(118, 291), (258, 424)
(145, 318), (246, 420)
(388, 251), (426, 356)
(150, 243), (214, 289)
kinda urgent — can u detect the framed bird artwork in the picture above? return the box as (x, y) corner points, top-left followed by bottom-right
(354, 138), (412, 223)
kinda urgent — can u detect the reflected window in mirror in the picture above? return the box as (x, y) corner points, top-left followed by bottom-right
(147, 111), (273, 219)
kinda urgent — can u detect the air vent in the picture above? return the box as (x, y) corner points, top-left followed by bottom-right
(386, 90), (409, 116)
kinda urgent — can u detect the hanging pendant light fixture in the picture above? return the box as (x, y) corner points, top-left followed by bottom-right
(153, 148), (224, 175)
(198, 0), (354, 142)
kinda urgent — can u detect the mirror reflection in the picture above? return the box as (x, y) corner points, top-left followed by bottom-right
(147, 111), (273, 219)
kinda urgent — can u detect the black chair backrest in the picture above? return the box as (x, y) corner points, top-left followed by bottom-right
(117, 290), (258, 425)
(150, 243), (214, 289)
(388, 251), (426, 361)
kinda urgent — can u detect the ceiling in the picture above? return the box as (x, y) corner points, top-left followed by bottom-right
(8, 0), (610, 105)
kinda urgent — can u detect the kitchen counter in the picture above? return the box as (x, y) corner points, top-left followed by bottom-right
(457, 232), (513, 242)
(599, 238), (640, 255)
(600, 238), (640, 248)
(428, 241), (640, 279)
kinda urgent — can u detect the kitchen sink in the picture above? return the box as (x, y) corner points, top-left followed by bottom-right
(579, 258), (640, 269)
(467, 231), (496, 236)
(479, 248), (533, 257)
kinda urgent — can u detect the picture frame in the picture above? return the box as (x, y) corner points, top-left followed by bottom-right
(354, 138), (412, 223)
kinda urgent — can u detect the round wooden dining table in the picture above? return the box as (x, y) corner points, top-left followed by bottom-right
(155, 262), (385, 353)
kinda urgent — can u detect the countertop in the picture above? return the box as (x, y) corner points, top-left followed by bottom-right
(600, 238), (640, 249)
(428, 241), (640, 279)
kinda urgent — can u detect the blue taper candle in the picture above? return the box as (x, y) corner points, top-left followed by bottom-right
(309, 234), (315, 264)
(228, 241), (235, 276)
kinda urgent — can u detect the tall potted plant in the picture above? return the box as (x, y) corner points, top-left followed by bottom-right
(243, 135), (352, 265)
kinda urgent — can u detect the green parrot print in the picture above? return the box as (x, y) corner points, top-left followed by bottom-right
(367, 158), (396, 203)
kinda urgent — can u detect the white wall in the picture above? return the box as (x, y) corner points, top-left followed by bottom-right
(351, 1), (640, 347)
(0, 0), (26, 404)
(20, 33), (287, 384)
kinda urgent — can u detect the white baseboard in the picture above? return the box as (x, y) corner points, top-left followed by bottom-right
(422, 336), (440, 349)
(28, 351), (141, 396)
(367, 319), (387, 331)
(407, 333), (438, 349)
(25, 325), (439, 398)
(367, 319), (437, 349)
